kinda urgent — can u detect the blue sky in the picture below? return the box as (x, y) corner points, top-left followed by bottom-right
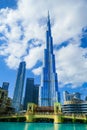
(0, 0), (87, 102)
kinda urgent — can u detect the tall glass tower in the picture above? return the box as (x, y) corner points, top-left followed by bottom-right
(12, 61), (26, 112)
(23, 78), (39, 110)
(39, 13), (59, 106)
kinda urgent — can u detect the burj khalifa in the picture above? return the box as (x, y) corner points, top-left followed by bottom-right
(39, 13), (60, 106)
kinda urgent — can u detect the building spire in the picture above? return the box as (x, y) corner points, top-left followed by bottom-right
(47, 11), (51, 36)
(48, 10), (50, 20)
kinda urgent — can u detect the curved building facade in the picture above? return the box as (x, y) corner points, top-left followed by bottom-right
(12, 61), (26, 112)
(62, 101), (87, 114)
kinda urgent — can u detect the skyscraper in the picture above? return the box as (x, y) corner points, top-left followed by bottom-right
(63, 91), (81, 102)
(23, 78), (39, 110)
(39, 13), (59, 106)
(2, 82), (9, 91)
(33, 84), (39, 105)
(12, 61), (26, 112)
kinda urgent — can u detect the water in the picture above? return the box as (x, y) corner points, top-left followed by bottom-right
(0, 122), (87, 130)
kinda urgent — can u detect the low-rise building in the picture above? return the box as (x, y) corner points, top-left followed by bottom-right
(62, 91), (87, 114)
(62, 100), (87, 114)
(0, 87), (8, 109)
(0, 86), (13, 114)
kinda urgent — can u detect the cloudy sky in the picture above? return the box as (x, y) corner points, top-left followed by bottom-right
(0, 0), (87, 100)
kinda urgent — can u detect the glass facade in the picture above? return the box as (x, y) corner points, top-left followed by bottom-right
(12, 61), (26, 112)
(2, 82), (9, 91)
(63, 91), (81, 101)
(33, 84), (39, 105)
(39, 13), (59, 106)
(23, 78), (39, 110)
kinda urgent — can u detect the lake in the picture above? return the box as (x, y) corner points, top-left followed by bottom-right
(0, 122), (87, 130)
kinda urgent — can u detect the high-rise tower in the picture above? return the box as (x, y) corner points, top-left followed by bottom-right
(23, 78), (39, 110)
(12, 61), (26, 112)
(39, 13), (59, 106)
(2, 82), (9, 91)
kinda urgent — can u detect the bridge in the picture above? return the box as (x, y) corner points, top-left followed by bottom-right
(0, 114), (26, 122)
(0, 103), (87, 123)
(63, 114), (87, 123)
(0, 113), (87, 123)
(25, 113), (87, 123)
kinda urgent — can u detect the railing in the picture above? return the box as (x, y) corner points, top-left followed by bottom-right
(0, 113), (26, 118)
(63, 114), (87, 120)
(34, 112), (54, 115)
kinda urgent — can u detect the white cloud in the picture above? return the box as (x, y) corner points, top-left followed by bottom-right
(5, 55), (21, 69)
(0, 42), (28, 57)
(32, 66), (42, 76)
(0, 0), (87, 87)
(24, 45), (44, 69)
(55, 43), (87, 87)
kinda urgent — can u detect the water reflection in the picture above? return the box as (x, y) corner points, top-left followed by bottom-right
(24, 123), (55, 130)
(54, 123), (87, 130)
(24, 123), (87, 130)
(24, 123), (54, 130)
(54, 124), (61, 130)
(24, 123), (29, 130)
